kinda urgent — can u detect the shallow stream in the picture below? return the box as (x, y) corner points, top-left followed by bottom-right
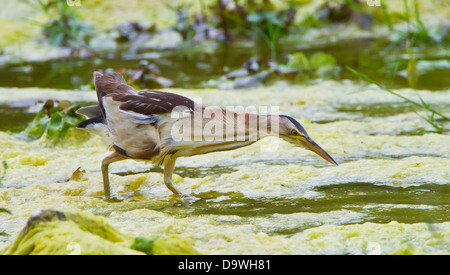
(0, 74), (448, 253)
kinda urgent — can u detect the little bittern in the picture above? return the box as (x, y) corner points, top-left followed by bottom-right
(77, 72), (337, 200)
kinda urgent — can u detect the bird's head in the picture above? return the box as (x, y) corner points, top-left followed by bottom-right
(277, 115), (338, 166)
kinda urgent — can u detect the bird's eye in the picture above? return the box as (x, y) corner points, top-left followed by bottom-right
(290, 129), (299, 136)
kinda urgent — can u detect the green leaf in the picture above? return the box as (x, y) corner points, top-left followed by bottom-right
(418, 96), (430, 110)
(310, 52), (336, 69)
(380, 3), (393, 31)
(342, 0), (364, 13)
(413, 0), (429, 38)
(310, 52), (336, 77)
(130, 236), (159, 255)
(286, 52), (310, 71)
(15, 100), (86, 143)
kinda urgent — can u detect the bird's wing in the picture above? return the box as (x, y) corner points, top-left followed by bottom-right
(92, 73), (196, 118)
(109, 90), (198, 127)
(111, 90), (197, 116)
(105, 91), (200, 160)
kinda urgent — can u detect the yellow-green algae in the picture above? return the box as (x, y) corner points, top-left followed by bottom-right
(6, 209), (140, 255)
(1, 0), (449, 255)
(0, 83), (449, 254)
(292, 221), (450, 255)
(4, 209), (447, 255)
(5, 209), (198, 255)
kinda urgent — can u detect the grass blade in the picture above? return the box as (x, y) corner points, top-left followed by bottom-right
(418, 95), (430, 110)
(414, 0), (429, 38)
(381, 3), (393, 31)
(345, 66), (449, 121)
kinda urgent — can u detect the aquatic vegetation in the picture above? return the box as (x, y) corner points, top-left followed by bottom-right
(0, 82), (449, 254)
(130, 236), (158, 255)
(379, 0), (450, 88)
(245, 4), (297, 60)
(22, 0), (94, 56)
(285, 51), (338, 79)
(5, 209), (199, 255)
(0, 0), (449, 256)
(13, 99), (85, 144)
(3, 0), (448, 91)
(218, 51), (338, 88)
(5, 209), (141, 255)
(210, 0), (297, 42)
(381, 0), (443, 46)
(131, 236), (199, 255)
(346, 66), (448, 133)
(305, 0), (374, 29)
(167, 0), (297, 60)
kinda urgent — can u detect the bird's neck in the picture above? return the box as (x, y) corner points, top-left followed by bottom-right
(247, 114), (281, 140)
(162, 113), (281, 157)
(168, 111), (281, 143)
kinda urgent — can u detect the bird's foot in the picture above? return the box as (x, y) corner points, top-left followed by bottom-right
(165, 181), (185, 197)
(182, 195), (200, 203)
(104, 195), (123, 202)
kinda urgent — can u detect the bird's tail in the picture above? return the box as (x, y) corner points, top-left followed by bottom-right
(92, 72), (137, 118)
(94, 71), (136, 102)
(77, 72), (135, 129)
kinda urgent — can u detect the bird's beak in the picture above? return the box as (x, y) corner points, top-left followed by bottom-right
(299, 137), (338, 166)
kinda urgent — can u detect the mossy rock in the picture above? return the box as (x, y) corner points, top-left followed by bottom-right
(5, 209), (199, 255)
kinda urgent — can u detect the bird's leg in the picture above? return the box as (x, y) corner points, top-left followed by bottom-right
(101, 151), (126, 200)
(163, 157), (183, 196)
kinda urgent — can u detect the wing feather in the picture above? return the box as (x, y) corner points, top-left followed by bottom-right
(112, 90), (197, 116)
